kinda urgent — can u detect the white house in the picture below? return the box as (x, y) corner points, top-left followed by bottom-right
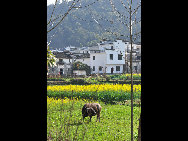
(90, 40), (127, 74)
(90, 49), (106, 74)
(50, 51), (91, 76)
(48, 39), (141, 76)
(105, 40), (126, 74)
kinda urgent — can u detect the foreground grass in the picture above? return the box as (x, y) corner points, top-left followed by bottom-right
(47, 97), (141, 141)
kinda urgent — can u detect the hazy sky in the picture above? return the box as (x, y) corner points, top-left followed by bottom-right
(48, 0), (71, 6)
(47, 0), (56, 5)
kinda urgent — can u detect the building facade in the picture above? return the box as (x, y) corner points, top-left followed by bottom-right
(48, 39), (141, 76)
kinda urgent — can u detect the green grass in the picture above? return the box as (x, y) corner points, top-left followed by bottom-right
(47, 97), (141, 141)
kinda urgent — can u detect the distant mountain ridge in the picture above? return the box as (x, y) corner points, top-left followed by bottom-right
(47, 0), (141, 50)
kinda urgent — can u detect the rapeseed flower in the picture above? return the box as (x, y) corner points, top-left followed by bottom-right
(47, 84), (141, 93)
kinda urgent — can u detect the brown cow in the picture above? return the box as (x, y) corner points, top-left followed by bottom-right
(82, 103), (102, 122)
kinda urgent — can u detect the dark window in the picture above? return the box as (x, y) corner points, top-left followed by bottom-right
(134, 66), (137, 71)
(118, 54), (122, 60)
(110, 54), (113, 60)
(116, 66), (120, 71)
(60, 68), (63, 75)
(99, 66), (102, 71)
(111, 46), (113, 50)
(93, 66), (95, 71)
(137, 56), (141, 60)
(59, 59), (63, 62)
(93, 56), (95, 60)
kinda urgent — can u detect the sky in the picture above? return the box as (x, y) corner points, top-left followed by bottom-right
(47, 0), (56, 6)
(47, 0), (71, 6)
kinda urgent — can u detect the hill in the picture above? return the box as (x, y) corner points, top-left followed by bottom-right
(47, 0), (141, 49)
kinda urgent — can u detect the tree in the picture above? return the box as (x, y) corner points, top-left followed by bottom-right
(108, 0), (141, 140)
(47, 46), (56, 69)
(73, 61), (91, 75)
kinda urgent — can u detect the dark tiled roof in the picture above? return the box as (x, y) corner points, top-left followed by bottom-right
(53, 52), (90, 59)
(53, 52), (72, 59)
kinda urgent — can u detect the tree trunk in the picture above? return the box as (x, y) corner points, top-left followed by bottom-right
(137, 114), (141, 141)
(130, 2), (134, 141)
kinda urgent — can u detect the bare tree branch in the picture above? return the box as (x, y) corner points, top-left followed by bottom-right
(131, 4), (141, 16)
(47, 0), (58, 25)
(47, 0), (80, 33)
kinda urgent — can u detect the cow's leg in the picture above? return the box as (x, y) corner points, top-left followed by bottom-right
(83, 115), (85, 121)
(97, 114), (100, 122)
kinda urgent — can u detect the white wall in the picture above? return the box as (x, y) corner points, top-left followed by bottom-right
(105, 40), (126, 65)
(56, 58), (72, 64)
(73, 70), (86, 75)
(113, 40), (126, 52)
(90, 52), (106, 74)
(105, 50), (125, 65)
(105, 64), (124, 74)
(76, 58), (90, 66)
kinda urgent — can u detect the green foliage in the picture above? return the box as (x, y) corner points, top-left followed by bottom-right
(73, 61), (91, 75)
(47, 74), (141, 85)
(107, 74), (141, 80)
(47, 46), (56, 67)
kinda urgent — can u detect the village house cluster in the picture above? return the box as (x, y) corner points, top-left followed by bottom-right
(48, 39), (141, 76)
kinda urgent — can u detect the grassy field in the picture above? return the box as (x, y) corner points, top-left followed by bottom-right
(47, 97), (141, 141)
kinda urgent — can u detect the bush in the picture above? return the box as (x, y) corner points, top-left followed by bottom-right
(70, 78), (86, 85)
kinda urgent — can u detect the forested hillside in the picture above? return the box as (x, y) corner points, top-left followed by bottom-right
(47, 0), (141, 49)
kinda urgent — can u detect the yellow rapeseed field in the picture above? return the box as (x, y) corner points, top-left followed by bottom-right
(47, 84), (141, 92)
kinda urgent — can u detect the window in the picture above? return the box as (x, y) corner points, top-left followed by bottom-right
(111, 46), (113, 50)
(93, 56), (95, 60)
(118, 54), (122, 60)
(116, 66), (120, 71)
(99, 66), (102, 71)
(60, 68), (63, 75)
(59, 59), (63, 62)
(93, 66), (95, 71)
(110, 54), (113, 60)
(134, 66), (137, 71)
